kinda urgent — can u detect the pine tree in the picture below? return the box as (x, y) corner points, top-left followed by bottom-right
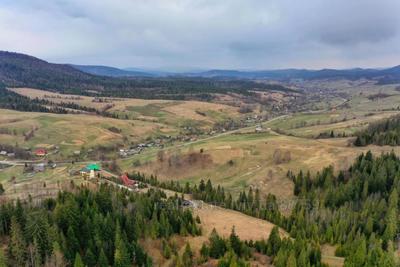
(200, 243), (209, 260)
(229, 227), (242, 257)
(286, 251), (297, 267)
(182, 243), (193, 267)
(84, 247), (96, 267)
(114, 223), (131, 267)
(98, 248), (109, 267)
(9, 216), (26, 266)
(25, 211), (50, 261)
(66, 226), (79, 262)
(161, 239), (172, 259)
(266, 226), (281, 256)
(73, 253), (84, 267)
(0, 249), (7, 267)
(209, 229), (227, 258)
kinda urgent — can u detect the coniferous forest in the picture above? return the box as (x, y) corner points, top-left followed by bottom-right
(130, 151), (400, 266)
(0, 185), (201, 267)
(354, 115), (400, 146)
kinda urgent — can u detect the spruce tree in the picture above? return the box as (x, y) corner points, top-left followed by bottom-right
(9, 216), (26, 266)
(0, 249), (7, 267)
(266, 226), (281, 256)
(182, 243), (193, 267)
(73, 253), (84, 267)
(114, 223), (131, 267)
(98, 248), (109, 267)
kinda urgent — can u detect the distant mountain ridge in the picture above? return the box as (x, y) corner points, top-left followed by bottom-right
(0, 51), (294, 100)
(71, 63), (400, 83)
(70, 64), (154, 77)
(185, 67), (400, 82)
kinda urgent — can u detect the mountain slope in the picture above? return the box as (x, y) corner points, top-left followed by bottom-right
(0, 51), (294, 99)
(0, 51), (95, 88)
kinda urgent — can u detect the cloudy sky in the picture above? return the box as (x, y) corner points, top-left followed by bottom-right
(1, 0), (400, 70)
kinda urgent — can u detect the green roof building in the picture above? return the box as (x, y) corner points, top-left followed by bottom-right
(86, 163), (101, 171)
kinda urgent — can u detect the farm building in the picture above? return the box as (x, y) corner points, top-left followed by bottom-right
(35, 148), (47, 156)
(120, 174), (139, 189)
(33, 163), (45, 172)
(80, 163), (101, 179)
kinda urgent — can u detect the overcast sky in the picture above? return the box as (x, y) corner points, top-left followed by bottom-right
(1, 0), (400, 70)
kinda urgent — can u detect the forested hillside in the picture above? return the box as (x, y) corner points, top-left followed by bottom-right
(0, 185), (201, 266)
(0, 51), (292, 101)
(354, 115), (400, 146)
(133, 151), (400, 266)
(289, 151), (399, 266)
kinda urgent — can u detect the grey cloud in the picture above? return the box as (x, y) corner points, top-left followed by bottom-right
(0, 0), (399, 70)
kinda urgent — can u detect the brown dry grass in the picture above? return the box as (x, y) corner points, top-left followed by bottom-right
(194, 203), (287, 240)
(321, 245), (344, 267)
(142, 202), (284, 267)
(10, 87), (240, 125)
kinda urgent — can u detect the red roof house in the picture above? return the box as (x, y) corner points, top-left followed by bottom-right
(34, 148), (47, 156)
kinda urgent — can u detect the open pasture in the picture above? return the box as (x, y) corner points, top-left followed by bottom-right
(10, 87), (241, 129)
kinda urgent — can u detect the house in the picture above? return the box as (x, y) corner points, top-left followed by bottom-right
(33, 163), (45, 172)
(0, 151), (7, 156)
(7, 153), (15, 158)
(86, 163), (101, 171)
(81, 163), (101, 179)
(35, 148), (47, 157)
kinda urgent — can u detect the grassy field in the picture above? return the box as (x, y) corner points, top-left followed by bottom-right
(119, 125), (400, 201)
(10, 87), (242, 129)
(268, 111), (400, 138)
(0, 108), (173, 157)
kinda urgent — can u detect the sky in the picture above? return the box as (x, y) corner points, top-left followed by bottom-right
(1, 0), (400, 71)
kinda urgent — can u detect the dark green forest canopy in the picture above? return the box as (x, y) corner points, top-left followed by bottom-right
(354, 115), (400, 146)
(0, 185), (200, 267)
(288, 151), (399, 266)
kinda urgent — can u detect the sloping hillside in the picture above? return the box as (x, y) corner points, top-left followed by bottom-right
(0, 51), (294, 100)
(0, 51), (95, 88)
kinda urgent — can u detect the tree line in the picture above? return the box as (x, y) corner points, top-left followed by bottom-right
(354, 115), (400, 146)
